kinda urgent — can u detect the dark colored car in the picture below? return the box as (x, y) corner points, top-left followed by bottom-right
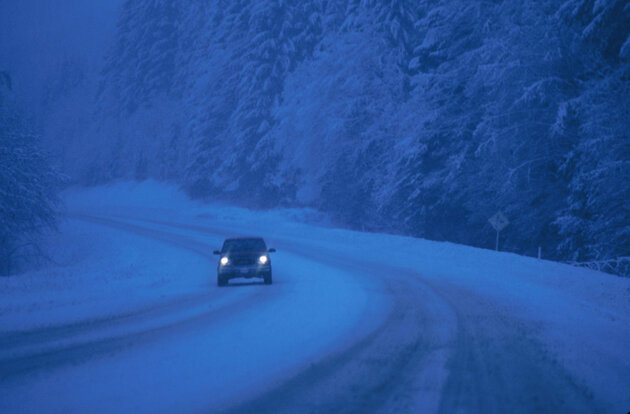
(213, 237), (276, 286)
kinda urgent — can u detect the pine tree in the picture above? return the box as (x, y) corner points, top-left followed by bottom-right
(342, 0), (424, 96)
(224, 0), (323, 199)
(101, 0), (181, 114)
(0, 72), (61, 275)
(553, 0), (630, 270)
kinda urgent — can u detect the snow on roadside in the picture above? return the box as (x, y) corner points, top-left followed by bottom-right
(64, 179), (331, 229)
(0, 218), (210, 332)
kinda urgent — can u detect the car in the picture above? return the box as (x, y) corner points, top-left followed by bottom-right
(213, 237), (276, 286)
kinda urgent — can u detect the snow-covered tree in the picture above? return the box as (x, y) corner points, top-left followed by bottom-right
(0, 72), (61, 275)
(101, 0), (181, 114)
(553, 0), (630, 270)
(223, 0), (322, 199)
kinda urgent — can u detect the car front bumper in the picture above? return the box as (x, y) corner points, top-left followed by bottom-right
(218, 265), (271, 279)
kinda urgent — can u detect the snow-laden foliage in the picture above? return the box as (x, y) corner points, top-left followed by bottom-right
(0, 72), (61, 275)
(46, 0), (629, 273)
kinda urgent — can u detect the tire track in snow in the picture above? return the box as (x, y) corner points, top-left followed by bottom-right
(430, 281), (602, 414)
(226, 276), (455, 414)
(1, 292), (220, 356)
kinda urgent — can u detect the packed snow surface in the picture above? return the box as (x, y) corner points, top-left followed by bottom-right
(1, 181), (628, 413)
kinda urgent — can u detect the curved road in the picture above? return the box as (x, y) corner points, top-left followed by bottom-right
(0, 214), (618, 413)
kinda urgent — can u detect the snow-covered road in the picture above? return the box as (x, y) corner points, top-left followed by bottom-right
(1, 183), (628, 413)
(1, 214), (387, 413)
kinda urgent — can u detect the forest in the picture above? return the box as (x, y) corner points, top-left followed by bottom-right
(2, 0), (629, 274)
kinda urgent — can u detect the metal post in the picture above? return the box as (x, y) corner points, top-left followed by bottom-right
(495, 231), (499, 251)
(538, 246), (542, 259)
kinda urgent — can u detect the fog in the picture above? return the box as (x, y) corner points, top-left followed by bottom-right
(0, 0), (122, 107)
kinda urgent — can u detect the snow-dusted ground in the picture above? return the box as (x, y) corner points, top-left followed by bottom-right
(1, 181), (629, 413)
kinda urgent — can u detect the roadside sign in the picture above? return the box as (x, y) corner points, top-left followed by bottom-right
(488, 211), (509, 251)
(488, 211), (509, 232)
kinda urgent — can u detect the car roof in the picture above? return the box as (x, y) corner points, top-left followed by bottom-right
(224, 236), (264, 241)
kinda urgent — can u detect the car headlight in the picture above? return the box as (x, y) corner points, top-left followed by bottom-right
(220, 257), (229, 266)
(258, 255), (268, 265)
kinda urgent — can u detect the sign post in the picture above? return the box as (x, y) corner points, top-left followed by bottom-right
(488, 211), (509, 251)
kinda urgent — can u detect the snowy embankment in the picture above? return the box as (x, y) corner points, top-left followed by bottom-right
(1, 181), (629, 413)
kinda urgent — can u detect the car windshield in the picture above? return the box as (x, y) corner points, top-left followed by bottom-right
(222, 238), (267, 253)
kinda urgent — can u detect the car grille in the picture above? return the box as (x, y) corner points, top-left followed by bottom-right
(231, 257), (257, 266)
